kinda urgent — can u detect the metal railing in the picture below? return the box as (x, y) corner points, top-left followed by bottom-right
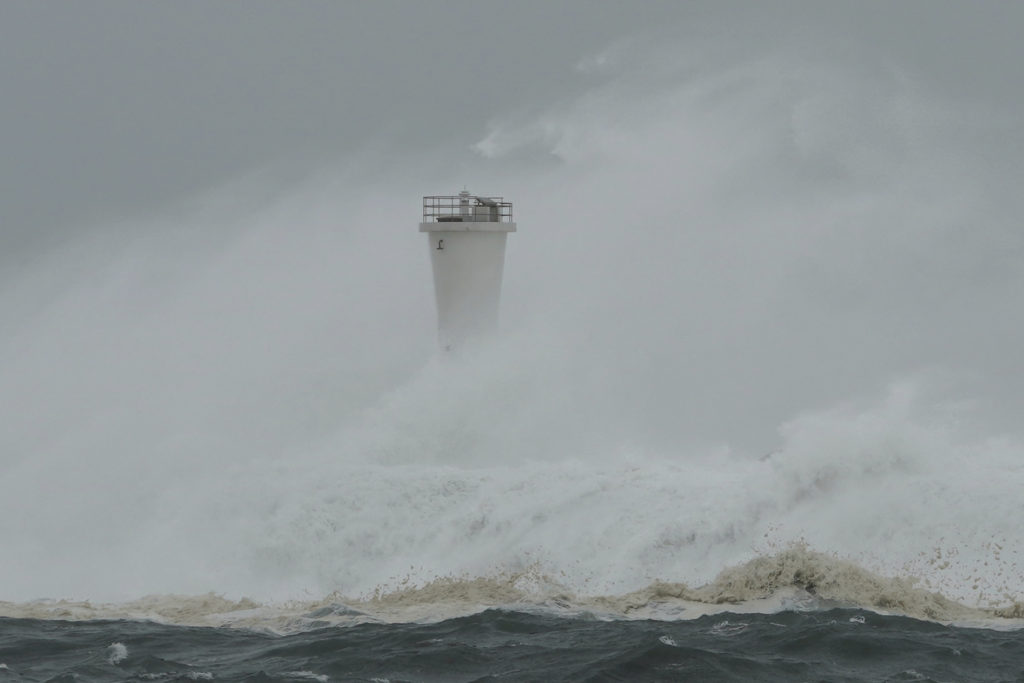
(422, 195), (513, 223)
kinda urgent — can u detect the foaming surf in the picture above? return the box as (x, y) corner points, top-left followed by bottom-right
(2, 546), (1022, 634)
(2, 361), (1023, 632)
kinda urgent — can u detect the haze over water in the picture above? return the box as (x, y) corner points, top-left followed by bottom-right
(1, 2), (1023, 624)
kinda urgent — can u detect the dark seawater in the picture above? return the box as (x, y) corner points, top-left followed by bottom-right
(2, 609), (1022, 683)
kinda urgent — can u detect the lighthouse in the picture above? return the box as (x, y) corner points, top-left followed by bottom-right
(420, 191), (516, 350)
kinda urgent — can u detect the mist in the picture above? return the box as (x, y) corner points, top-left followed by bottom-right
(1, 3), (1023, 604)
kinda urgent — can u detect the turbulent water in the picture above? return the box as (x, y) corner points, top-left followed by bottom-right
(3, 609), (1024, 682)
(4, 12), (1024, 681)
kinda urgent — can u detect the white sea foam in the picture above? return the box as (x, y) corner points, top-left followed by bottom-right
(284, 672), (328, 683)
(107, 642), (128, 665)
(1, 545), (1021, 632)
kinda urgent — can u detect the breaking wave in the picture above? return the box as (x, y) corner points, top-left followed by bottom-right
(3, 546), (1022, 634)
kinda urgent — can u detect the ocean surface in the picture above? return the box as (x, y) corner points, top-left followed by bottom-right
(3, 608), (1024, 682)
(2, 539), (1023, 681)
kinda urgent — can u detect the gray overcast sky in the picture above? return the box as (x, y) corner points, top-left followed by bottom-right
(1, 0), (686, 254)
(3, 1), (1023, 255)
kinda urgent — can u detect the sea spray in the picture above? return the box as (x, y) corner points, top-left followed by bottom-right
(2, 546), (1019, 632)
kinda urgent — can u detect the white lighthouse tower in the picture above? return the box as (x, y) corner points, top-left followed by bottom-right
(420, 191), (516, 350)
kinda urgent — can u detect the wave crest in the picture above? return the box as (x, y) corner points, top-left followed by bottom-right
(4, 547), (1021, 632)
